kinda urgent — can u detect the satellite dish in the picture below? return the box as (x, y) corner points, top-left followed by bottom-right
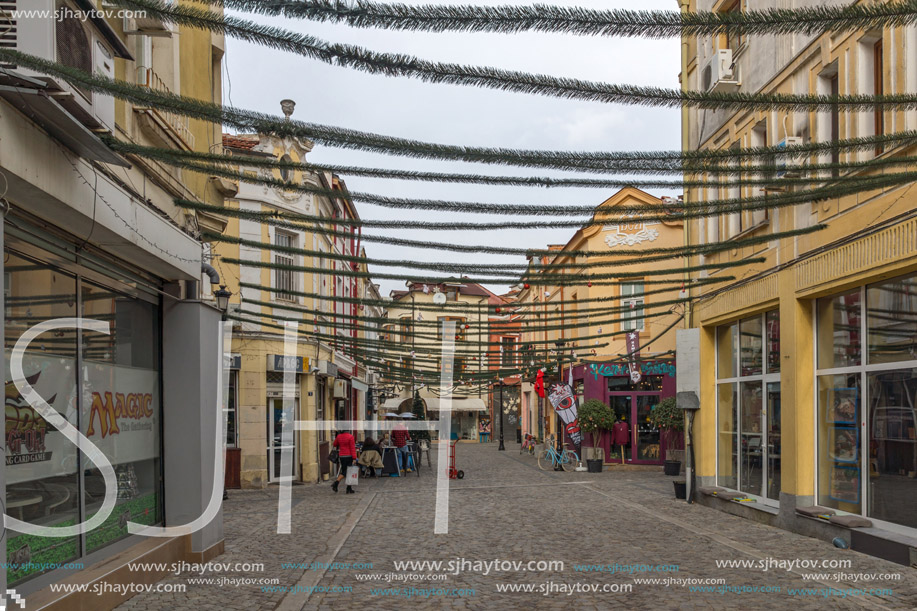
(433, 292), (447, 305)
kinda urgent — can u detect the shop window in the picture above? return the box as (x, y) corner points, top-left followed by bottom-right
(4, 247), (163, 583)
(816, 290), (862, 369)
(715, 311), (780, 500)
(621, 283), (645, 332)
(816, 276), (917, 528)
(867, 275), (917, 365)
(4, 252), (80, 585)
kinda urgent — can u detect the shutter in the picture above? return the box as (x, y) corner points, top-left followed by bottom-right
(0, 1), (15, 68)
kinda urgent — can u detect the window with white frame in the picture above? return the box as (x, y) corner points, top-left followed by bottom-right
(715, 312), (781, 501)
(621, 282), (645, 332)
(273, 230), (296, 300)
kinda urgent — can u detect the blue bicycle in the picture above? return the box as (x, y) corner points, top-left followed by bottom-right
(537, 434), (580, 472)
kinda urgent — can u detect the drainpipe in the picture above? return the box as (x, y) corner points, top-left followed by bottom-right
(678, 0), (692, 329)
(201, 262), (220, 286)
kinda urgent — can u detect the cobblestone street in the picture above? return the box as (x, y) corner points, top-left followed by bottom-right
(117, 444), (917, 610)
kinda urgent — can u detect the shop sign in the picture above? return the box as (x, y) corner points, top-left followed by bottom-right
(547, 382), (582, 448)
(5, 352), (159, 485)
(267, 354), (310, 373)
(626, 331), (641, 383)
(230, 354), (242, 370)
(588, 361), (676, 381)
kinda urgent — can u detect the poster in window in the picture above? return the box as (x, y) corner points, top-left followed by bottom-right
(828, 388), (857, 424)
(829, 464), (860, 504)
(829, 426), (858, 463)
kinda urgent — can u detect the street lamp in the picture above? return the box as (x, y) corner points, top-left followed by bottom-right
(214, 285), (232, 315)
(214, 284), (232, 501)
(497, 381), (505, 451)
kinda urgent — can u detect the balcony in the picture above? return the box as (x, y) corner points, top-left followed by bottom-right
(134, 66), (195, 150)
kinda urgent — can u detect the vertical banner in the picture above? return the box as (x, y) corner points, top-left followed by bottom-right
(626, 331), (642, 383)
(547, 382), (581, 448)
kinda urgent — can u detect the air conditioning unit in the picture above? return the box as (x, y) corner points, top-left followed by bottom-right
(702, 49), (738, 93)
(333, 379), (348, 399)
(775, 137), (804, 178)
(11, 0), (116, 132)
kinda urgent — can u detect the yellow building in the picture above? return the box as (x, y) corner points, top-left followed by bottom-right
(681, 0), (917, 558)
(217, 119), (380, 487)
(380, 282), (493, 440)
(516, 188), (684, 464)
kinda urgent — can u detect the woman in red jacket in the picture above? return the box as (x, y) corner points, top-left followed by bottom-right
(332, 430), (357, 494)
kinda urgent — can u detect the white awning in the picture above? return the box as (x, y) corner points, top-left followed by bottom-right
(380, 397), (487, 412)
(425, 397), (487, 412)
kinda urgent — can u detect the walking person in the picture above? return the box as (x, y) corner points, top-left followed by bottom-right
(331, 429), (357, 494)
(392, 417), (413, 474)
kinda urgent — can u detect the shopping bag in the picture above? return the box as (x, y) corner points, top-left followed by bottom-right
(345, 466), (359, 486)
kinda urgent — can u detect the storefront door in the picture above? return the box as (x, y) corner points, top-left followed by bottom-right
(608, 393), (663, 464)
(268, 398), (299, 481)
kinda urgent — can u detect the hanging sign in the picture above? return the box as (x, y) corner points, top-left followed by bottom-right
(626, 331), (642, 383)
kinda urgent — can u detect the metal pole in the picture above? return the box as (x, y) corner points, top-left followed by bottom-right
(498, 382), (505, 450)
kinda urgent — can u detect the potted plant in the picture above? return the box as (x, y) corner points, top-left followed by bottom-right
(648, 397), (684, 476)
(578, 399), (615, 473)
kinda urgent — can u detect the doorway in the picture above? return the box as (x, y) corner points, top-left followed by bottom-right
(268, 397), (299, 482)
(608, 393), (663, 464)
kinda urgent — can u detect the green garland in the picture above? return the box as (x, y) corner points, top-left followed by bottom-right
(125, 140), (900, 194)
(204, 0), (917, 38)
(235, 277), (730, 315)
(103, 1), (917, 110)
(113, 137), (917, 178)
(242, 293), (689, 336)
(223, 254), (764, 285)
(203, 224), (824, 273)
(7, 50), (917, 173)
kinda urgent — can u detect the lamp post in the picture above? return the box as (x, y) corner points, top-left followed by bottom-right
(677, 391), (701, 504)
(554, 340), (566, 452)
(497, 381), (505, 451)
(215, 285), (232, 501)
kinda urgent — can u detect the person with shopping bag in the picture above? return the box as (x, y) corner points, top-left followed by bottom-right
(331, 430), (357, 494)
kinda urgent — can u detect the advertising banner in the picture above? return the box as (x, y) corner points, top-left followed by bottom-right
(5, 352), (159, 485)
(547, 382), (582, 448)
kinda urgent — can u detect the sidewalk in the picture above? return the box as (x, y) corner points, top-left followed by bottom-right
(115, 443), (917, 610)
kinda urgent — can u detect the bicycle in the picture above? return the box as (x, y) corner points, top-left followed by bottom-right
(537, 434), (580, 472)
(520, 433), (537, 455)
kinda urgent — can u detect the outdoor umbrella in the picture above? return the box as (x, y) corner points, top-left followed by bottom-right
(399, 412), (416, 418)
(384, 412), (400, 418)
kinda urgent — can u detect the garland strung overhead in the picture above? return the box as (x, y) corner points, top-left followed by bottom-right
(176, 156), (910, 220)
(112, 137), (917, 179)
(6, 50), (917, 173)
(202, 0), (917, 39)
(102, 1), (917, 110)
(222, 254), (764, 285)
(203, 224), (824, 274)
(235, 277), (728, 315)
(120, 139), (901, 195)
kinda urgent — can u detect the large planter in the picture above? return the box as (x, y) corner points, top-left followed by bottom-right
(673, 479), (686, 499)
(586, 459), (603, 473)
(663, 460), (681, 476)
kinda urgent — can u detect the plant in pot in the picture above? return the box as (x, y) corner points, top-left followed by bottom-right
(578, 399), (615, 473)
(648, 397), (684, 476)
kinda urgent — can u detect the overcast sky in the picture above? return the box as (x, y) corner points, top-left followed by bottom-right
(223, 0), (682, 297)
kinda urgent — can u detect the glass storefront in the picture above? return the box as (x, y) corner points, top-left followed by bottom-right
(716, 311), (781, 501)
(4, 244), (163, 585)
(816, 275), (917, 528)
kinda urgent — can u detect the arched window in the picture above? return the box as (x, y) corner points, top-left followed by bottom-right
(279, 154), (293, 182)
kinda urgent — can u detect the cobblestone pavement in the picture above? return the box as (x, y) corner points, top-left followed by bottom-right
(116, 443), (917, 610)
